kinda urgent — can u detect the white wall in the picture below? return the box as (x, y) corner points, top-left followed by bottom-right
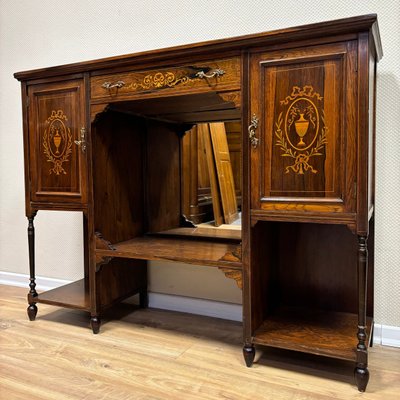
(1, 0), (399, 325)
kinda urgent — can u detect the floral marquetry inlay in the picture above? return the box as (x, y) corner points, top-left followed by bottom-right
(43, 110), (72, 175)
(125, 71), (194, 91)
(274, 85), (328, 175)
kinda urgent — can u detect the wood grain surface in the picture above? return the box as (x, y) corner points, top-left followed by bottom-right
(1, 285), (399, 400)
(96, 235), (242, 269)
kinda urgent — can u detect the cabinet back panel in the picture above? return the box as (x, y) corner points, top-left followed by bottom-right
(92, 111), (145, 243)
(277, 223), (358, 313)
(145, 120), (181, 233)
(251, 221), (363, 324)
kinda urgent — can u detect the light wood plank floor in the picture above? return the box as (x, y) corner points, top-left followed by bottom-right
(1, 285), (399, 400)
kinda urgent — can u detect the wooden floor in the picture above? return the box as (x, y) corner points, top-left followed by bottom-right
(1, 285), (399, 400)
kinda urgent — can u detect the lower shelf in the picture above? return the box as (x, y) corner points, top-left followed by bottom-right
(253, 307), (373, 361)
(34, 279), (90, 311)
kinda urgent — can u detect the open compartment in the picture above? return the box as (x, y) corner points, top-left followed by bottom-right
(91, 92), (243, 269)
(250, 220), (374, 361)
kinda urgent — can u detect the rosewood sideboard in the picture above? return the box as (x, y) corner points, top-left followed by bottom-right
(14, 15), (382, 392)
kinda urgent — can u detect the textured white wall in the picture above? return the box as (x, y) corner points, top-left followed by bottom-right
(0, 0), (399, 325)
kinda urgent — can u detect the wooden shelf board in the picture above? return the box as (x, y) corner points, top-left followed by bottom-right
(154, 226), (241, 241)
(96, 235), (242, 269)
(35, 279), (90, 311)
(253, 307), (373, 361)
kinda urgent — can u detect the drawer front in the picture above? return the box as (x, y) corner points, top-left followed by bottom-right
(91, 58), (241, 101)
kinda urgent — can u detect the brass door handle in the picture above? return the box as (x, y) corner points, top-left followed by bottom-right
(74, 127), (86, 153)
(195, 69), (225, 79)
(101, 80), (125, 89)
(248, 114), (259, 148)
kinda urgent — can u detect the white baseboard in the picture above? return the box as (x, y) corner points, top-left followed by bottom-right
(148, 292), (242, 321)
(1, 271), (399, 346)
(0, 271), (242, 322)
(373, 324), (400, 348)
(0, 271), (71, 292)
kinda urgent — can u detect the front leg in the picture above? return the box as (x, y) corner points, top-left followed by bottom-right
(243, 343), (256, 367)
(90, 315), (101, 334)
(355, 235), (370, 392)
(27, 212), (38, 321)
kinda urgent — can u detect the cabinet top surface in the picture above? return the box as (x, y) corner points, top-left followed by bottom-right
(14, 14), (381, 81)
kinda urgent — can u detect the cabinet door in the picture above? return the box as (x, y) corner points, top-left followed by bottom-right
(28, 79), (87, 205)
(250, 42), (357, 217)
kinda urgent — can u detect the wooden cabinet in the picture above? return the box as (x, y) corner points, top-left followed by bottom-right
(26, 79), (88, 207)
(15, 15), (382, 392)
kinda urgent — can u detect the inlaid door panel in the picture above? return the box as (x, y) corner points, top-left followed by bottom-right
(28, 79), (87, 205)
(250, 42), (357, 215)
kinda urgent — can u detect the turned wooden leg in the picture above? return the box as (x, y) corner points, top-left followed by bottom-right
(243, 344), (255, 367)
(355, 235), (370, 392)
(27, 212), (38, 321)
(27, 303), (38, 321)
(139, 290), (149, 308)
(354, 365), (370, 392)
(90, 316), (101, 334)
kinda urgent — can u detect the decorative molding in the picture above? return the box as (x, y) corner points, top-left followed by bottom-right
(90, 103), (110, 124)
(95, 231), (115, 250)
(218, 267), (242, 289)
(1, 271), (399, 346)
(219, 91), (241, 107)
(95, 231), (115, 270)
(219, 244), (241, 263)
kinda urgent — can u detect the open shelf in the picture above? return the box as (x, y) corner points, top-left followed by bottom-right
(35, 279), (90, 311)
(154, 226), (241, 241)
(253, 307), (373, 361)
(96, 235), (242, 269)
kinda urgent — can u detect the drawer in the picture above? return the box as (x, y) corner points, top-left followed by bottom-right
(91, 58), (241, 101)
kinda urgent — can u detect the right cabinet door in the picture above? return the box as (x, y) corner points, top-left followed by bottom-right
(250, 42), (358, 218)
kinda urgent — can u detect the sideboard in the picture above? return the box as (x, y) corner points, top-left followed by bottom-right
(14, 14), (382, 392)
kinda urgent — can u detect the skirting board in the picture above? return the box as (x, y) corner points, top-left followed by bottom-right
(0, 271), (241, 322)
(1, 271), (399, 347)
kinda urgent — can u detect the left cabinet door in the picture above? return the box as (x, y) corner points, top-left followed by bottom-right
(27, 79), (87, 206)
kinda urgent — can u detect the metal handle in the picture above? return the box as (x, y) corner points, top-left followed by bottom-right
(248, 114), (259, 148)
(101, 80), (125, 89)
(74, 127), (86, 153)
(195, 69), (225, 79)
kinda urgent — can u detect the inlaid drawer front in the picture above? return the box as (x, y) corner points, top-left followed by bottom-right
(91, 58), (241, 101)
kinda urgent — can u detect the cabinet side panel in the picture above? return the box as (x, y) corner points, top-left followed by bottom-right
(250, 222), (279, 332)
(97, 258), (147, 308)
(368, 48), (377, 215)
